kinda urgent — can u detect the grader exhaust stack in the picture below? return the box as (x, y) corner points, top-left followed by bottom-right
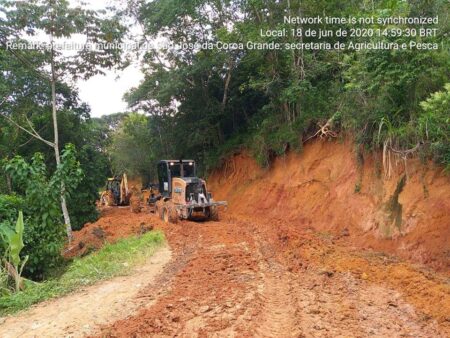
(149, 160), (227, 223)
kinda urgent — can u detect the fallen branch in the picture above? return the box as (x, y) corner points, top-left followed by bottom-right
(303, 116), (338, 143)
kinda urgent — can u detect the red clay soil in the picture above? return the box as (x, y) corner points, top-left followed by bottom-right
(208, 139), (450, 273)
(93, 139), (450, 337)
(96, 212), (449, 337)
(64, 207), (157, 258)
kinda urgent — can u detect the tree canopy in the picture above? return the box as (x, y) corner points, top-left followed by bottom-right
(121, 0), (449, 172)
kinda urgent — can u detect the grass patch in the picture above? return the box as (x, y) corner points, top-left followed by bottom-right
(0, 230), (165, 316)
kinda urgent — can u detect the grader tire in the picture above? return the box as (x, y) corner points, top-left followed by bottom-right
(155, 200), (164, 219)
(209, 206), (219, 221)
(162, 202), (178, 224)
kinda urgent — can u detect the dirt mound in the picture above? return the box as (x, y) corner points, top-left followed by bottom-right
(208, 139), (450, 272)
(64, 207), (159, 258)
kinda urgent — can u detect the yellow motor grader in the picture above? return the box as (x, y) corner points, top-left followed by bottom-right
(149, 160), (227, 223)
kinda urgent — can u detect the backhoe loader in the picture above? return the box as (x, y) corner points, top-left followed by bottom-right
(100, 174), (131, 206)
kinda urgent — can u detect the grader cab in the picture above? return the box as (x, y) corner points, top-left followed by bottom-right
(150, 160), (227, 223)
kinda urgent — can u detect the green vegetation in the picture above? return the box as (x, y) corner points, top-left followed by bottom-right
(0, 230), (165, 315)
(0, 0), (124, 284)
(0, 211), (28, 292)
(0, 0), (125, 239)
(2, 145), (82, 279)
(418, 84), (450, 171)
(110, 113), (159, 185)
(112, 0), (449, 175)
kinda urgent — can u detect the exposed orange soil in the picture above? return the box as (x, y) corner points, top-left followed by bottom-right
(64, 206), (156, 258)
(208, 139), (450, 273)
(93, 139), (449, 337)
(97, 211), (449, 337)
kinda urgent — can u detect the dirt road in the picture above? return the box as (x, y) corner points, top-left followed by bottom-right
(1, 207), (448, 337)
(0, 246), (171, 338)
(99, 212), (449, 337)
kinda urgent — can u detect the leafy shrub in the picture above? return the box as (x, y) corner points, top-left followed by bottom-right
(0, 195), (27, 286)
(0, 212), (28, 292)
(245, 114), (305, 167)
(0, 166), (9, 195)
(21, 221), (65, 280)
(0, 194), (64, 280)
(3, 145), (82, 279)
(419, 84), (450, 170)
(67, 145), (109, 230)
(0, 195), (24, 223)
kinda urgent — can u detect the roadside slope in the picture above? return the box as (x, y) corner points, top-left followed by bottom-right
(208, 139), (450, 272)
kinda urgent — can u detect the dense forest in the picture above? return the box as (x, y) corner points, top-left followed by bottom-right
(0, 0), (448, 286)
(117, 0), (449, 178)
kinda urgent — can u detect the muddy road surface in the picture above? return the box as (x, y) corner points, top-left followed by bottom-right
(99, 211), (449, 337)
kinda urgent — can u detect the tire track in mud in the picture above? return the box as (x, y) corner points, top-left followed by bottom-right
(244, 221), (446, 338)
(248, 231), (303, 338)
(98, 219), (262, 337)
(251, 268), (302, 338)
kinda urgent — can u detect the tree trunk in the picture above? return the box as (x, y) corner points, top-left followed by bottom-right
(50, 31), (73, 242)
(6, 173), (12, 193)
(222, 66), (232, 109)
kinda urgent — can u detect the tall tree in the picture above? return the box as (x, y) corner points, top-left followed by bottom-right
(0, 0), (125, 240)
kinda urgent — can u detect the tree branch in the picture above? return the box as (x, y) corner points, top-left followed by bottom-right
(25, 115), (49, 144)
(185, 77), (195, 86)
(221, 64), (233, 109)
(0, 113), (55, 147)
(389, 142), (424, 158)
